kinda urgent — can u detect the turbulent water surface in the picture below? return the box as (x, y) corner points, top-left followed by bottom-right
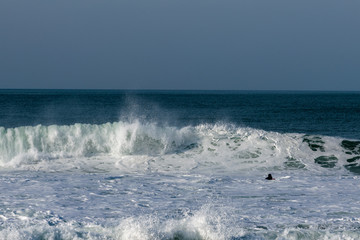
(0, 90), (360, 240)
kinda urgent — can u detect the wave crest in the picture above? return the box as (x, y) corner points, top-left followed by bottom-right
(1, 121), (360, 174)
(0, 121), (198, 167)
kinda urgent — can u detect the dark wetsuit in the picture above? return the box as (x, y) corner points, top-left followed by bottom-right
(265, 174), (274, 180)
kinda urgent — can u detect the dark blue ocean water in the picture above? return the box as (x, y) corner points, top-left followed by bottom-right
(1, 90), (359, 139)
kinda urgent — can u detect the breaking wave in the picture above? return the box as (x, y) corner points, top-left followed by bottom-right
(1, 121), (360, 174)
(2, 205), (360, 240)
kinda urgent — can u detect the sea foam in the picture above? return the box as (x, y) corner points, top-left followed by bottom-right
(0, 121), (359, 175)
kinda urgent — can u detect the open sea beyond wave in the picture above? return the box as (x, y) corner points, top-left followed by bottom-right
(1, 90), (360, 240)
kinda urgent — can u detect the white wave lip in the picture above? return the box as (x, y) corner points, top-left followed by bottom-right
(0, 121), (197, 167)
(0, 121), (358, 174)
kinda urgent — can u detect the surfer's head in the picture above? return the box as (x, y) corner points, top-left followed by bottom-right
(266, 174), (274, 180)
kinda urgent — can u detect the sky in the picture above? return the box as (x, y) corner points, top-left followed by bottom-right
(0, 0), (359, 91)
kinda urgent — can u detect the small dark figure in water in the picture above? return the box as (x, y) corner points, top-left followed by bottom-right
(265, 174), (275, 180)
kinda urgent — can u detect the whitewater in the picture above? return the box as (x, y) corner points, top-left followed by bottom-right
(1, 90), (360, 240)
(1, 121), (359, 175)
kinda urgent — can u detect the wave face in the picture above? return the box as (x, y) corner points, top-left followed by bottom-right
(1, 121), (360, 174)
(0, 121), (196, 167)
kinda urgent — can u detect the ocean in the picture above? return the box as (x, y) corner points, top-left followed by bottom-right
(0, 90), (360, 240)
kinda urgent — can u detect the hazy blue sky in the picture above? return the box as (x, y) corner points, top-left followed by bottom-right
(1, 0), (359, 90)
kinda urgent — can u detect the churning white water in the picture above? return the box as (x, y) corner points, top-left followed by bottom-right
(1, 121), (360, 239)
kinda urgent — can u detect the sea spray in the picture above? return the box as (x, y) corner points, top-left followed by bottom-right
(0, 121), (198, 168)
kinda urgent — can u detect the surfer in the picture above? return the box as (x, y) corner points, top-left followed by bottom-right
(265, 174), (275, 180)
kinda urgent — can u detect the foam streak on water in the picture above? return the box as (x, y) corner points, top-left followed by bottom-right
(1, 121), (360, 239)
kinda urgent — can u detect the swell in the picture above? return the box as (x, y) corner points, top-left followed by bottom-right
(1, 121), (360, 174)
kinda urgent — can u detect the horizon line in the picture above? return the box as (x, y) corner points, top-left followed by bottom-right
(0, 88), (360, 93)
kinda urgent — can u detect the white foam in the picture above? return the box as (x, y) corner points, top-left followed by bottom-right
(1, 165), (360, 239)
(0, 121), (357, 175)
(1, 205), (360, 240)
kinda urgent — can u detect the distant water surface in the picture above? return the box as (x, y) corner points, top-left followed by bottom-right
(1, 90), (359, 138)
